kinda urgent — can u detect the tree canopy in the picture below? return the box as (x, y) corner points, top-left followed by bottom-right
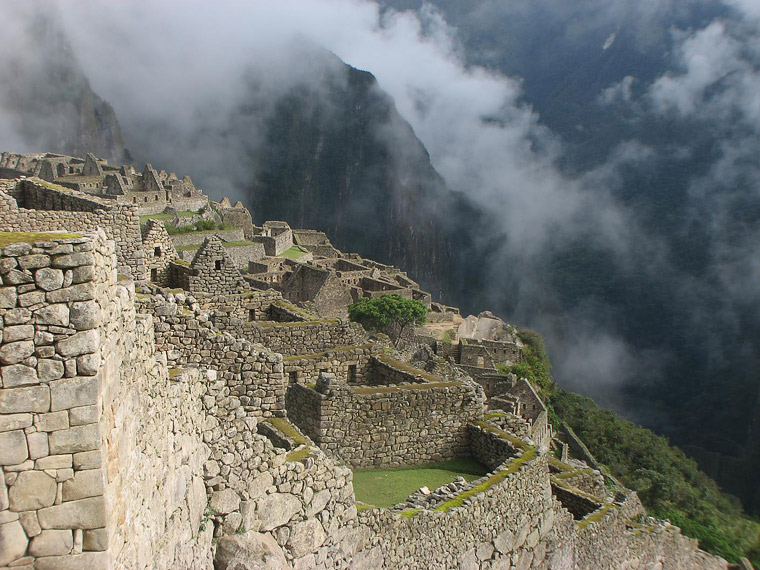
(348, 294), (427, 345)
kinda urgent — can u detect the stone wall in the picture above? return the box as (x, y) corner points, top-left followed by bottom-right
(283, 344), (378, 386)
(137, 291), (286, 418)
(169, 228), (244, 248)
(0, 179), (146, 280)
(142, 219), (179, 286)
(213, 320), (366, 357)
(0, 231), (211, 569)
(224, 243), (265, 269)
(356, 454), (565, 570)
(286, 378), (482, 468)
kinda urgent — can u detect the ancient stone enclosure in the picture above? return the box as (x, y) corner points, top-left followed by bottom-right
(0, 154), (730, 570)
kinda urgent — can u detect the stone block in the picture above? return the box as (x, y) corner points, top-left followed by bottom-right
(2, 364), (38, 387)
(52, 252), (94, 269)
(20, 511), (42, 537)
(82, 528), (107, 551)
(49, 424), (100, 454)
(288, 519), (327, 558)
(38, 359), (65, 382)
(38, 496), (106, 530)
(73, 450), (101, 470)
(28, 431), (50, 460)
(0, 519), (28, 566)
(4, 308), (31, 325)
(50, 376), (99, 411)
(76, 353), (101, 376)
(35, 268), (65, 291)
(3, 325), (34, 342)
(29, 529), (73, 557)
(18, 254), (50, 270)
(9, 470), (57, 511)
(46, 283), (95, 304)
(0, 340), (35, 364)
(34, 304), (70, 326)
(0, 385), (50, 414)
(38, 411), (69, 432)
(0, 469), (7, 510)
(0, 430), (29, 465)
(36, 454), (73, 470)
(69, 405), (99, 426)
(255, 493), (301, 531)
(0, 413), (32, 432)
(33, 552), (108, 570)
(215, 531), (288, 570)
(210, 488), (240, 515)
(69, 301), (101, 330)
(0, 286), (17, 309)
(63, 468), (104, 501)
(56, 330), (100, 358)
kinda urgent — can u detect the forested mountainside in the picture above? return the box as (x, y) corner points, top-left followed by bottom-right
(0, 12), (125, 164)
(379, 0), (760, 514)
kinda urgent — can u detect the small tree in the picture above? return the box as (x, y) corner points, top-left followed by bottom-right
(348, 294), (427, 346)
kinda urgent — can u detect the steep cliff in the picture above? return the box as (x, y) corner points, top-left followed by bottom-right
(0, 11), (126, 164)
(246, 54), (482, 302)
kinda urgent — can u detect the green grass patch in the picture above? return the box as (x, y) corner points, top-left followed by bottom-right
(278, 245), (309, 260)
(175, 244), (200, 252)
(352, 458), (489, 508)
(223, 240), (256, 247)
(0, 231), (81, 247)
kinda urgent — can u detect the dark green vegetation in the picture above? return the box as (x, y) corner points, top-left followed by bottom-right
(352, 458), (489, 508)
(511, 329), (760, 564)
(349, 294), (427, 346)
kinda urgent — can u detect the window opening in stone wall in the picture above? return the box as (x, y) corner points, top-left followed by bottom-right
(289, 371), (298, 384)
(154, 246), (161, 257)
(150, 268), (158, 282)
(348, 364), (357, 384)
(248, 309), (256, 321)
(215, 259), (222, 270)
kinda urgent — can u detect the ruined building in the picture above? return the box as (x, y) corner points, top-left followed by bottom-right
(0, 154), (730, 570)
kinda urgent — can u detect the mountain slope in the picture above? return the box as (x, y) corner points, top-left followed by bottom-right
(0, 10), (126, 163)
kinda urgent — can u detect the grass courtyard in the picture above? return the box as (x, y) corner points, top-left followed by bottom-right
(352, 457), (490, 508)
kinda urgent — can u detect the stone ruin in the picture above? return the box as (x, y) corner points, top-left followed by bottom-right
(0, 153), (731, 570)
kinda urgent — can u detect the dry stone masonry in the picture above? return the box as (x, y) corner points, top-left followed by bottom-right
(0, 155), (732, 570)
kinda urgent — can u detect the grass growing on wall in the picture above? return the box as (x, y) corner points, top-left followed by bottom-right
(352, 458), (489, 508)
(278, 245), (309, 260)
(0, 231), (81, 246)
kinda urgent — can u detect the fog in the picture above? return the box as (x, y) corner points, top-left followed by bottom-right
(2, 0), (759, 432)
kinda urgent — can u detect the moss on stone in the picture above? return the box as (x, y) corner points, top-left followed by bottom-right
(375, 354), (441, 384)
(285, 446), (313, 463)
(0, 231), (81, 247)
(577, 504), (618, 530)
(484, 411), (506, 420)
(263, 417), (308, 447)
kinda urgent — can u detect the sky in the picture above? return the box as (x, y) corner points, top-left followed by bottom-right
(2, 0), (759, 428)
